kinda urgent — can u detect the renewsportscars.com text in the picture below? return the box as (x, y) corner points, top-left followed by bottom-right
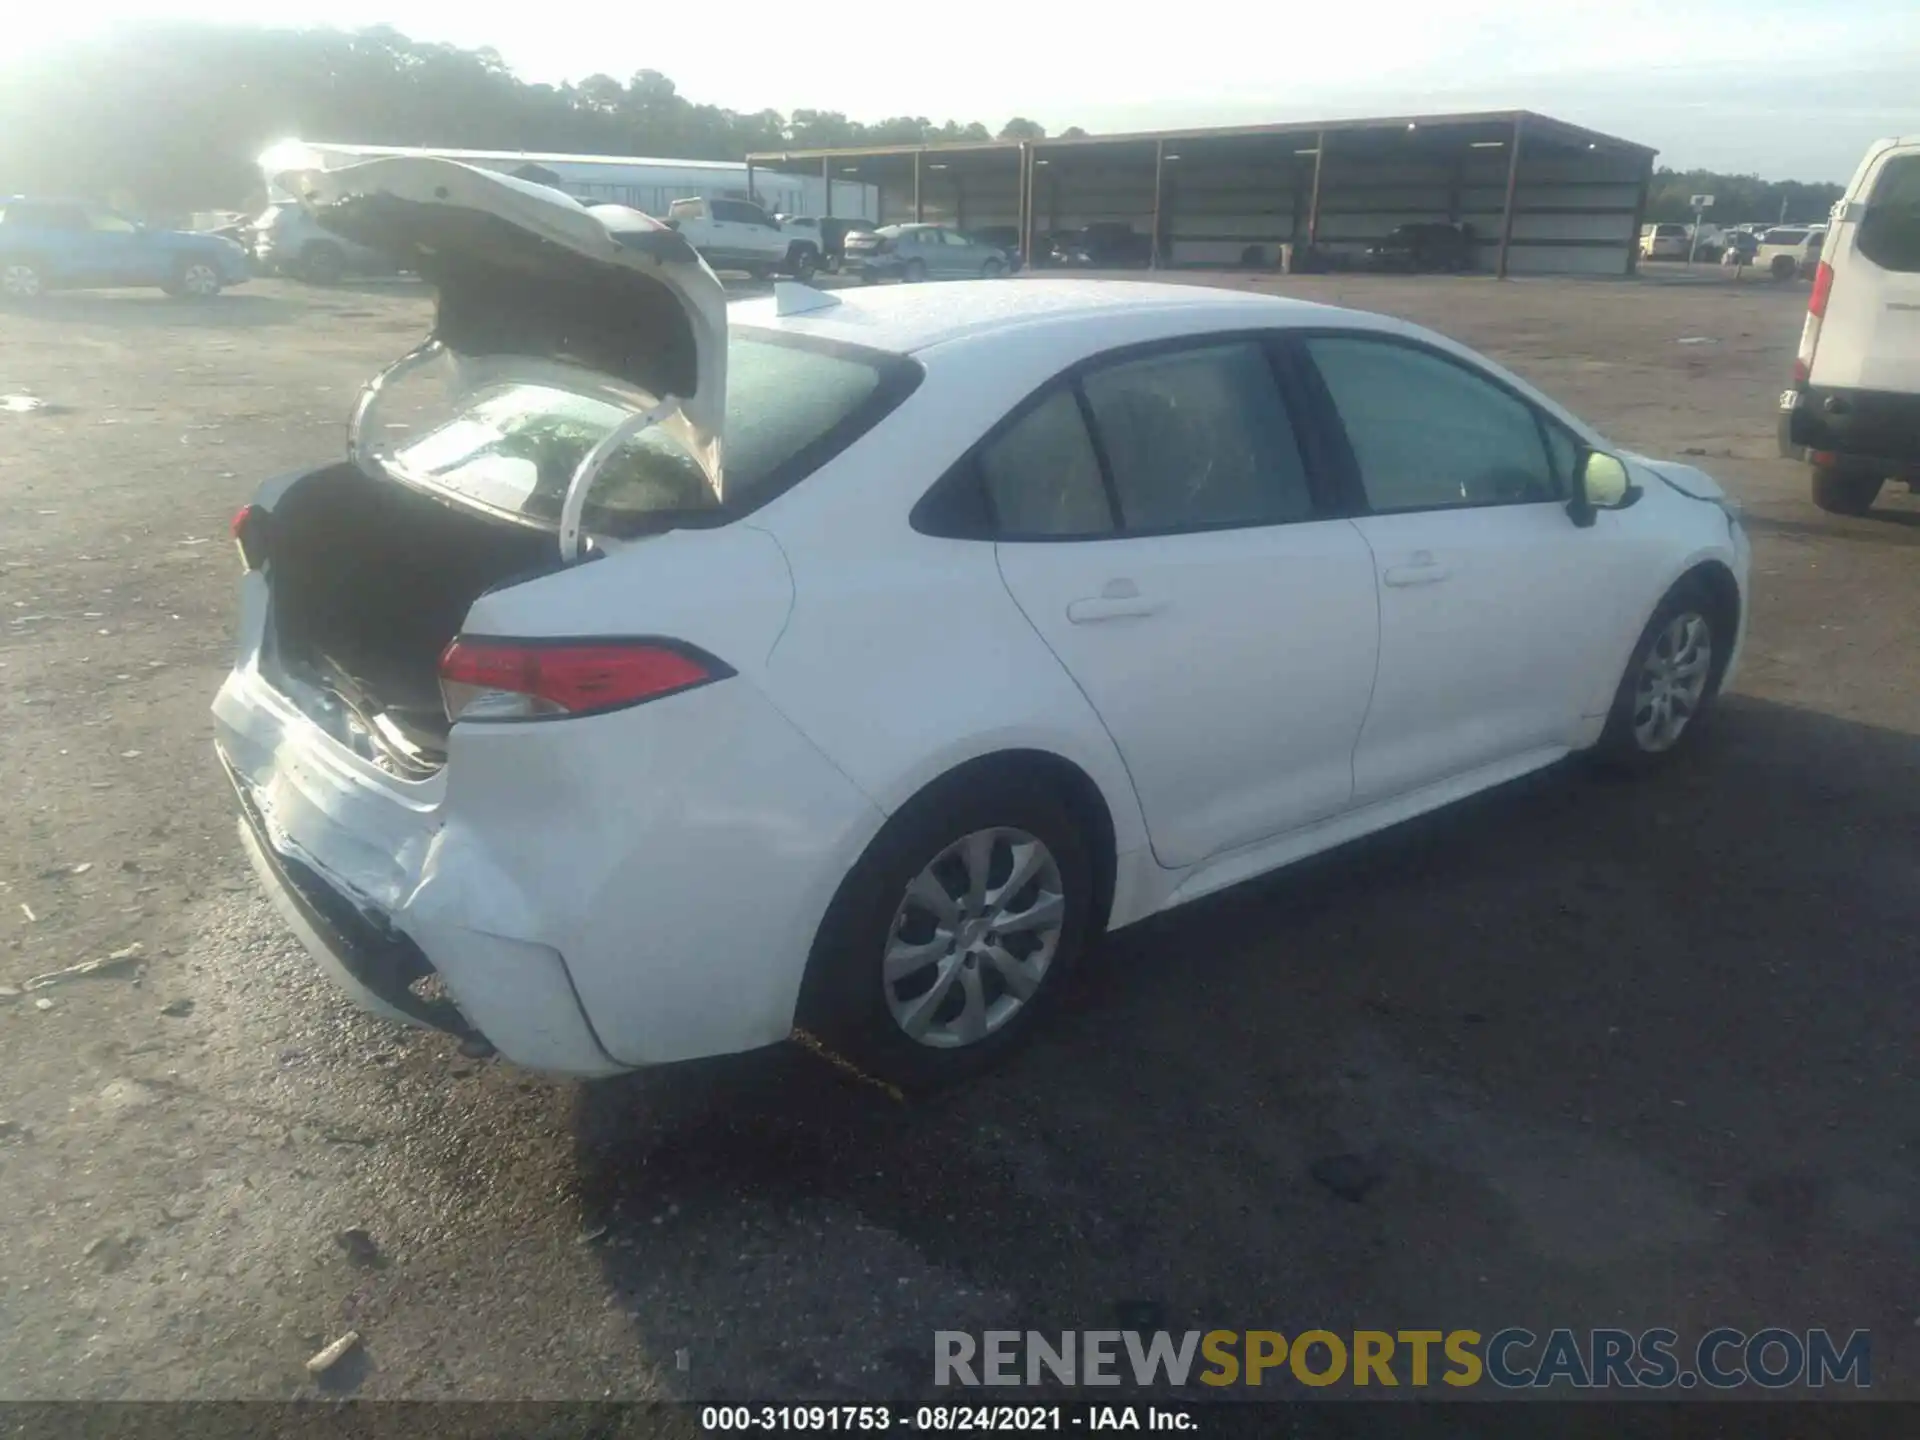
(934, 1328), (1871, 1390)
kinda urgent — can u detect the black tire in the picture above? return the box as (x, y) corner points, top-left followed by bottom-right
(981, 257), (1006, 278)
(786, 245), (819, 282)
(797, 770), (1096, 1091)
(1769, 254), (1796, 281)
(903, 258), (927, 284)
(1591, 580), (1727, 774)
(299, 242), (346, 285)
(1810, 463), (1884, 516)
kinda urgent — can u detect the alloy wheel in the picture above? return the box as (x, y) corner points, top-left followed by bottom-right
(883, 827), (1066, 1049)
(1632, 611), (1712, 752)
(182, 263), (220, 297)
(2, 264), (43, 299)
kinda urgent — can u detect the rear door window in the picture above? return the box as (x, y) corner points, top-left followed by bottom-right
(1858, 153), (1920, 273)
(1080, 341), (1316, 530)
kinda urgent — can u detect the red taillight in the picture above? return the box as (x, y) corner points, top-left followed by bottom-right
(437, 637), (724, 723)
(231, 504), (268, 570)
(1808, 260), (1835, 318)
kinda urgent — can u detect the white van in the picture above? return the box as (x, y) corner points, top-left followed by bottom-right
(1780, 136), (1920, 514)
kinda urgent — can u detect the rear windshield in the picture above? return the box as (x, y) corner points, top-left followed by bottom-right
(378, 330), (920, 536)
(1859, 153), (1920, 273)
(1655, 225), (1687, 237)
(1762, 228), (1807, 244)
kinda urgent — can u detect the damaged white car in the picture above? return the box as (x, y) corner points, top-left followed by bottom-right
(216, 158), (1750, 1088)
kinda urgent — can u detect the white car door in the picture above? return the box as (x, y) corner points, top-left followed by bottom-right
(1296, 332), (1627, 805)
(988, 338), (1380, 870)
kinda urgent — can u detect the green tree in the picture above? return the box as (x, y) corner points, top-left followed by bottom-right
(999, 117), (1046, 141)
(1644, 167), (1844, 227)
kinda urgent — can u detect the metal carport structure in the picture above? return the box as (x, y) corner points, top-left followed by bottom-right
(748, 110), (1657, 278)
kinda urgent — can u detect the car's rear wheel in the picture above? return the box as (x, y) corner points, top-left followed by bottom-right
(981, 256), (1006, 278)
(1592, 582), (1725, 772)
(166, 259), (223, 299)
(2, 261), (45, 300)
(300, 242), (346, 285)
(903, 258), (927, 283)
(787, 245), (819, 282)
(1810, 462), (1883, 516)
(1769, 254), (1797, 280)
(799, 774), (1094, 1090)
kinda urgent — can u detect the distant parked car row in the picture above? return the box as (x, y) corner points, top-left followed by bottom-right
(1640, 219), (1831, 278)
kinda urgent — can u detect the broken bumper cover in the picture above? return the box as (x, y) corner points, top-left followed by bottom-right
(226, 751), (474, 1038)
(221, 746), (627, 1077)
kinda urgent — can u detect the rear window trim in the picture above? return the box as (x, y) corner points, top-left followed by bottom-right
(371, 326), (922, 541)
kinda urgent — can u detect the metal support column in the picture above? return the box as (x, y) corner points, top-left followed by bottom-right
(1150, 139), (1166, 270)
(1625, 155), (1652, 276)
(823, 157), (833, 219)
(914, 150), (924, 222)
(1306, 130), (1326, 246)
(1019, 144), (1032, 266)
(1495, 115), (1524, 280)
(746, 160), (756, 205)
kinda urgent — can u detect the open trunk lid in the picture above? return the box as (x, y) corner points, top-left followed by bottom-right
(282, 156), (730, 503)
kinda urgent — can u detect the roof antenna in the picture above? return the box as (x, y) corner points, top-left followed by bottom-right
(774, 280), (841, 317)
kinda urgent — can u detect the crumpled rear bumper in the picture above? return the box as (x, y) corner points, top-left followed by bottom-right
(225, 749), (477, 1038)
(218, 724), (628, 1078)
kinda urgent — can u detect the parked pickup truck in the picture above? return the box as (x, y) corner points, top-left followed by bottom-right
(661, 197), (822, 280)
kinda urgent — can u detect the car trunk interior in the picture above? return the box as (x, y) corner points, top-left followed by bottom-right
(264, 463), (557, 773)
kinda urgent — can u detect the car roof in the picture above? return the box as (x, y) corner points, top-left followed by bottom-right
(730, 278), (1354, 355)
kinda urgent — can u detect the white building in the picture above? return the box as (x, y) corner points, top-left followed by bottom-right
(258, 140), (879, 221)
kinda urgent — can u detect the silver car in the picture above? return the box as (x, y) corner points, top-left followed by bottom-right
(252, 203), (404, 284)
(840, 224), (1012, 283)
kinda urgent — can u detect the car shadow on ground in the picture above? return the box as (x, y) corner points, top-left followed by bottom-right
(571, 695), (1920, 1406)
(4, 292), (306, 328)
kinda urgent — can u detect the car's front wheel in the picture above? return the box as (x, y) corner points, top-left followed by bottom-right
(1, 260), (45, 300)
(1593, 581), (1726, 771)
(799, 773), (1095, 1090)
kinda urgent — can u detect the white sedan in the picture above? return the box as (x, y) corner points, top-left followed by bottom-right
(215, 159), (1751, 1088)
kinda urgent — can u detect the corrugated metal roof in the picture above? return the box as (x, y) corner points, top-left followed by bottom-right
(748, 109), (1654, 166)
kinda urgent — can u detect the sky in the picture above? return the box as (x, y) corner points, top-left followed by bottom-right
(15, 0), (1920, 180)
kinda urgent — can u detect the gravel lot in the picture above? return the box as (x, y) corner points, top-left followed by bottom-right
(2, 269), (1916, 1404)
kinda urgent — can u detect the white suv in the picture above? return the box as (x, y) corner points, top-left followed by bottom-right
(661, 197), (821, 281)
(1779, 136), (1920, 514)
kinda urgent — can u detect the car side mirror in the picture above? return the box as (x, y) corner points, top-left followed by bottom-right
(1568, 449), (1639, 527)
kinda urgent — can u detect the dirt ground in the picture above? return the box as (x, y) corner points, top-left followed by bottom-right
(2, 269), (1917, 1405)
